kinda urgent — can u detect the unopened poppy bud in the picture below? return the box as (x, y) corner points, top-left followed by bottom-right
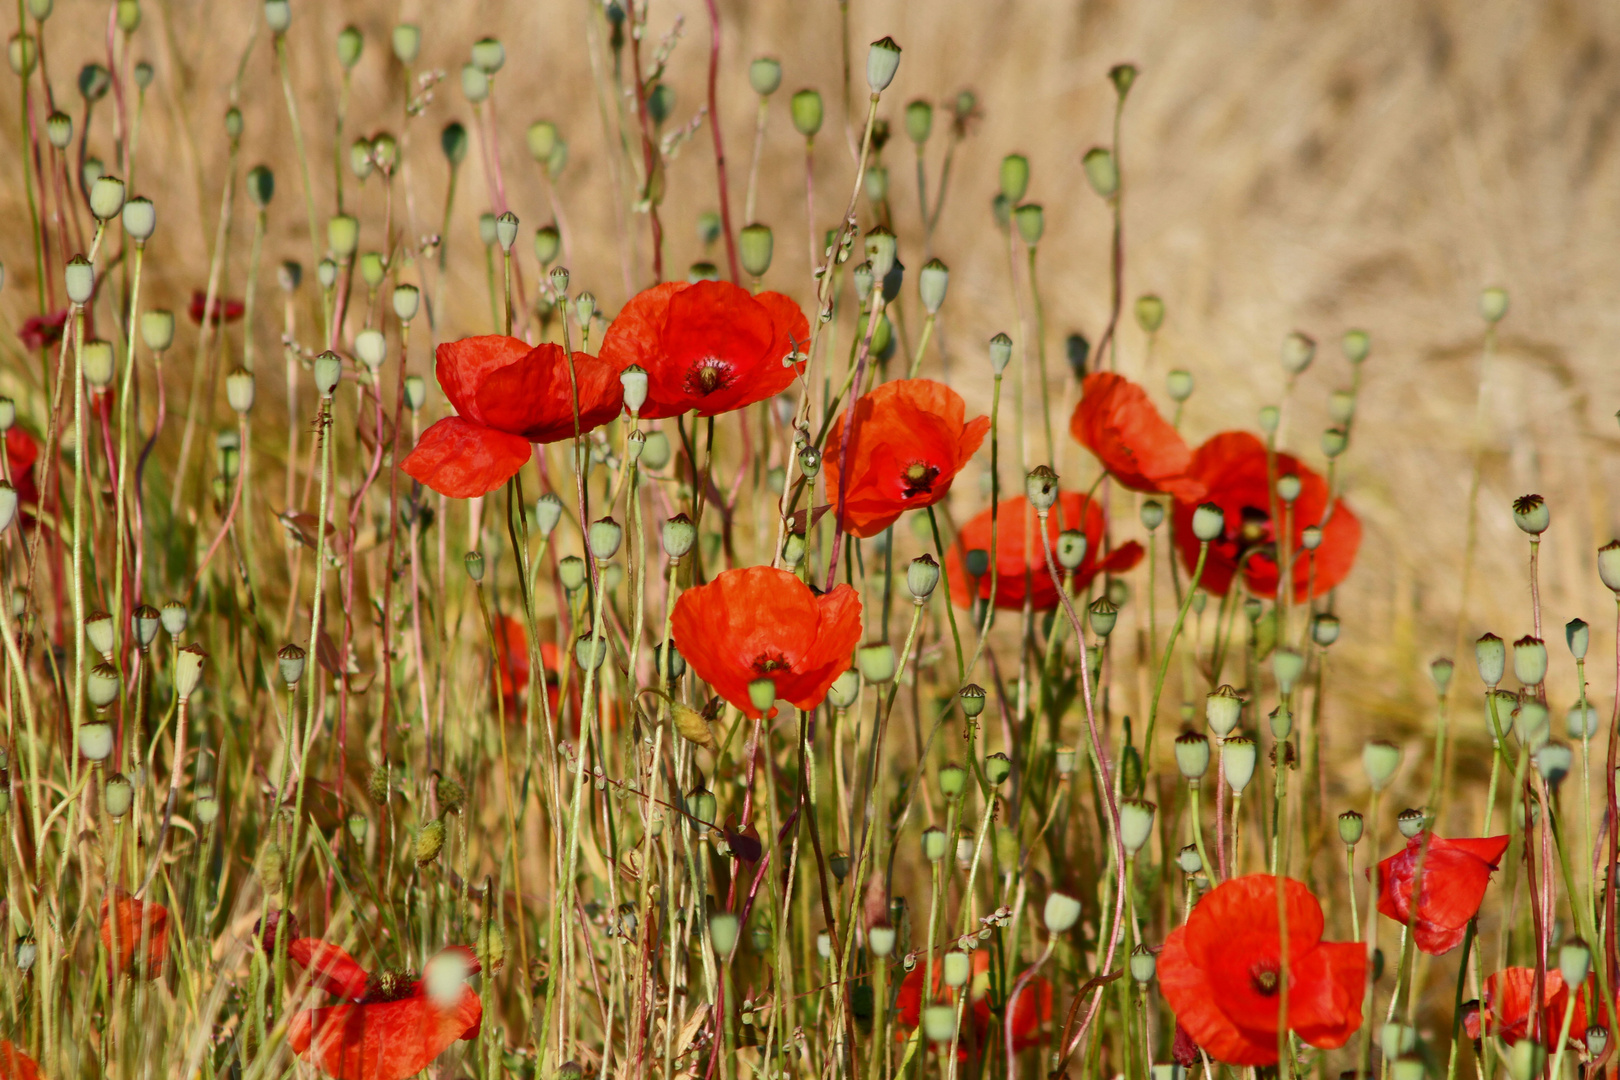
(1475, 633), (1505, 686)
(856, 229), (894, 285)
(225, 368), (256, 414)
(963, 548), (990, 578)
(462, 550), (485, 583)
(360, 253), (388, 288)
(1040, 890), (1082, 934)
(1396, 807), (1428, 839)
(1312, 613), (1341, 647)
(1128, 505), (1163, 540)
(662, 514), (695, 558)
(1361, 740), (1401, 790)
(1535, 742), (1572, 788)
(981, 751), (1012, 786)
(1479, 286), (1509, 325)
(907, 555), (940, 601)
(1564, 617), (1589, 660)
(1082, 147), (1118, 198)
(1512, 635), (1547, 686)
(414, 819), (446, 866)
(327, 214), (359, 258)
(87, 663), (120, 709)
(1134, 294), (1165, 334)
(1258, 405), (1280, 434)
(746, 55), (782, 97)
(1014, 203), (1044, 246)
(277, 643), (306, 687)
(921, 825), (947, 861)
(1054, 529), (1088, 570)
(1338, 809), (1364, 846)
(937, 761), (967, 797)
(922, 1004), (956, 1043)
(869, 923), (897, 956)
(161, 599), (188, 637)
(1191, 503), (1224, 542)
(825, 669), (859, 710)
(1025, 466), (1059, 512)
(1506, 1039), (1543, 1080)
(65, 256), (94, 305)
(865, 36), (901, 93)
(1174, 730), (1210, 780)
(918, 258), (948, 314)
(1088, 598), (1118, 637)
(1205, 685), (1243, 736)
(942, 950), (971, 987)
(1511, 494), (1548, 536)
(988, 332), (1013, 374)
(1129, 945), (1156, 984)
(858, 642), (896, 684)
(1483, 688), (1515, 741)
(1119, 798), (1155, 853)
(123, 196), (156, 241)
(175, 643), (206, 701)
(791, 89), (823, 136)
(998, 153), (1030, 203)
(85, 610), (114, 658)
(1222, 737), (1257, 794)
(131, 605), (160, 649)
(1272, 649), (1305, 693)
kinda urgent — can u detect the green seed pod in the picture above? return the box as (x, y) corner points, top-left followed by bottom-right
(1512, 635), (1547, 686)
(313, 351), (342, 397)
(1109, 62), (1137, 98)
(1535, 742), (1572, 788)
(460, 63), (489, 104)
(131, 605), (160, 650)
(1013, 203), (1044, 246)
(463, 550), (485, 583)
(1600, 540), (1620, 592)
(865, 36), (902, 93)
(1321, 427), (1349, 459)
(495, 211), (519, 252)
(922, 1004), (956, 1044)
(105, 772), (134, 819)
(226, 368), (256, 414)
(533, 224), (561, 266)
(1337, 810), (1363, 846)
(857, 642), (896, 684)
(263, 0), (289, 33)
(65, 255), (95, 305)
(471, 37), (505, 74)
(45, 111), (71, 149)
(440, 122), (469, 166)
(906, 555), (940, 602)
(1135, 294), (1165, 333)
(942, 950), (971, 988)
(709, 912), (740, 957)
(1082, 147), (1118, 198)
(392, 283), (420, 323)
(937, 762), (967, 798)
(1479, 286), (1509, 325)
(336, 24), (363, 69)
(869, 924), (897, 956)
(686, 781), (717, 825)
(316, 259), (338, 290)
(392, 24), (421, 64)
(160, 599), (188, 637)
(999, 154), (1030, 203)
(1177, 844), (1202, 874)
(791, 89), (823, 137)
(749, 56), (782, 96)
(1205, 685), (1244, 736)
(1258, 405), (1280, 433)
(1566, 617), (1589, 660)
(81, 338), (115, 390)
(1174, 730), (1210, 780)
(1088, 598), (1118, 637)
(87, 663), (120, 709)
(1166, 368), (1194, 402)
(825, 669), (859, 710)
(1475, 633), (1505, 686)
(1118, 798), (1155, 854)
(1191, 502), (1224, 542)
(1567, 703), (1600, 740)
(1311, 613), (1341, 647)
(1130, 945), (1156, 984)
(415, 819), (446, 866)
(1512, 494), (1549, 536)
(1280, 331), (1315, 375)
(1272, 648), (1305, 693)
(175, 643), (206, 701)
(327, 214), (359, 257)
(984, 752), (1012, 786)
(277, 643), (306, 686)
(646, 82), (674, 126)
(739, 223), (774, 278)
(1361, 740), (1401, 791)
(1222, 737), (1257, 794)
(1044, 890), (1082, 933)
(662, 514), (695, 559)
(1025, 466), (1059, 512)
(921, 825), (948, 862)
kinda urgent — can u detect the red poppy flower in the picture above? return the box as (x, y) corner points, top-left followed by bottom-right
(597, 279), (808, 420)
(1070, 372), (1205, 501)
(822, 379), (989, 538)
(671, 566), (861, 720)
(1158, 874), (1365, 1066)
(5, 428), (40, 517)
(288, 939), (483, 1080)
(895, 949), (1051, 1058)
(0, 1040), (40, 1080)
(1376, 832), (1510, 955)
(401, 335), (623, 499)
(99, 888), (170, 977)
(18, 309), (68, 351)
(1475, 968), (1592, 1048)
(1170, 432), (1360, 600)
(187, 290), (245, 325)
(491, 613), (561, 717)
(944, 492), (1143, 611)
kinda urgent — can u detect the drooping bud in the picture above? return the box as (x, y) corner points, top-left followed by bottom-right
(415, 818), (446, 865)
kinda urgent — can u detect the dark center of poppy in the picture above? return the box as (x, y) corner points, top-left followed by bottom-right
(363, 969), (417, 1003)
(687, 358), (734, 397)
(901, 462), (940, 499)
(1238, 506), (1271, 544)
(1249, 960), (1281, 997)
(752, 652), (791, 675)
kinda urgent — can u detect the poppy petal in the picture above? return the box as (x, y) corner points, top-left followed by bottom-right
(293, 985), (483, 1080)
(288, 938), (372, 1000)
(471, 346), (624, 443)
(0, 1040), (40, 1080)
(433, 335), (534, 423)
(400, 417), (532, 499)
(1071, 373), (1205, 500)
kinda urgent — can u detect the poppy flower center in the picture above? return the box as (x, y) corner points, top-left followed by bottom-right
(752, 652), (791, 675)
(363, 970), (418, 1003)
(687, 358), (734, 396)
(901, 462), (940, 499)
(1249, 959), (1282, 997)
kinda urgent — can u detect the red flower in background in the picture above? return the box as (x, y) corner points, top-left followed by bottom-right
(1376, 833), (1510, 955)
(5, 428), (40, 518)
(287, 939), (483, 1080)
(1473, 968), (1592, 1048)
(401, 335), (623, 498)
(188, 290), (245, 325)
(1070, 372), (1205, 501)
(491, 613), (561, 718)
(1158, 874), (1365, 1066)
(18, 309), (68, 351)
(945, 492), (1142, 611)
(671, 567), (861, 720)
(0, 1041), (40, 1080)
(598, 279), (807, 419)
(100, 888), (170, 977)
(1170, 432), (1360, 600)
(822, 379), (989, 538)
(895, 949), (1051, 1058)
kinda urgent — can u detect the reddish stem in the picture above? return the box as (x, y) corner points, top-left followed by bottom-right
(702, 0), (740, 283)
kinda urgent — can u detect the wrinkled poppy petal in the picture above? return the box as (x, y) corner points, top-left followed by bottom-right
(292, 986), (482, 1080)
(433, 335), (535, 423)
(470, 345), (624, 443)
(1071, 372), (1205, 500)
(1376, 833), (1509, 955)
(1482, 968), (1577, 1047)
(289, 938), (372, 1000)
(99, 890), (169, 977)
(945, 492), (1127, 611)
(400, 417), (532, 499)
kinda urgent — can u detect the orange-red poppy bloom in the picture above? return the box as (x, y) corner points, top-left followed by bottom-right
(895, 949), (1051, 1058)
(491, 613), (561, 717)
(99, 888), (169, 977)
(1376, 833), (1510, 955)
(401, 335), (623, 499)
(822, 379), (989, 538)
(0, 1040), (40, 1080)
(597, 280), (808, 420)
(1470, 968), (1593, 1048)
(288, 939), (483, 1080)
(1170, 432), (1360, 600)
(1070, 372), (1205, 501)
(945, 492), (1143, 611)
(5, 428), (40, 519)
(671, 566), (861, 720)
(18, 309), (68, 351)
(1158, 874), (1365, 1066)
(188, 290), (246, 325)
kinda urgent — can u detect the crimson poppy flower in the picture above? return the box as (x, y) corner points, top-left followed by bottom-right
(401, 335), (623, 499)
(1376, 832), (1510, 955)
(5, 428), (40, 518)
(99, 888), (169, 977)
(821, 379), (989, 538)
(670, 566), (861, 720)
(1070, 372), (1205, 501)
(1158, 874), (1365, 1066)
(0, 1040), (40, 1080)
(597, 279), (808, 420)
(187, 290), (245, 325)
(18, 309), (68, 351)
(491, 613), (561, 717)
(287, 939), (483, 1080)
(1170, 432), (1360, 600)
(895, 949), (1051, 1058)
(1473, 968), (1592, 1048)
(944, 492), (1143, 612)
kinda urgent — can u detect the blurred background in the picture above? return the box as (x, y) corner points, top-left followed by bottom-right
(4, 0), (1618, 807)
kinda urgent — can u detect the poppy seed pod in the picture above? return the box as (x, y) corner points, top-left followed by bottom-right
(493, 211), (519, 253)
(1025, 466), (1059, 512)
(747, 677), (777, 715)
(312, 351), (342, 398)
(1082, 147), (1118, 198)
(175, 643), (207, 701)
(1479, 286), (1509, 325)
(160, 599), (188, 637)
(858, 642), (896, 684)
(956, 683), (986, 720)
(922, 1004), (957, 1044)
(81, 339), (115, 390)
(790, 89), (823, 136)
(317, 259), (338, 289)
(907, 555), (940, 601)
(1163, 371), (1195, 407)
(1222, 737), (1258, 794)
(987, 332), (1014, 375)
(1088, 598), (1118, 637)
(1475, 633), (1505, 686)
(1177, 844), (1202, 874)
(226, 368), (255, 414)
(865, 36), (902, 93)
(327, 214), (359, 258)
(462, 551), (485, 582)
(824, 669), (859, 711)
(749, 56), (782, 96)
(79, 720), (114, 760)
(985, 752), (1012, 785)
(1119, 798), (1156, 854)
(277, 643), (306, 686)
(641, 430), (671, 470)
(1320, 427), (1349, 459)
(1257, 406), (1280, 435)
(471, 36), (505, 74)
(87, 662), (120, 709)
(85, 610), (114, 658)
(1395, 807), (1428, 839)
(662, 513), (695, 559)
(1272, 649), (1306, 693)
(1567, 703), (1599, 740)
(1014, 203), (1044, 246)
(709, 912), (740, 957)
(392, 284), (420, 323)
(1054, 529), (1088, 570)
(942, 950), (972, 988)
(575, 636), (606, 670)
(1276, 474), (1302, 504)
(1205, 685), (1243, 736)
(1135, 294), (1166, 334)
(65, 256), (95, 305)
(1512, 494), (1549, 535)
(1485, 688), (1516, 740)
(862, 226), (896, 282)
(1130, 945), (1156, 984)
(1565, 617), (1589, 660)
(1559, 937), (1591, 990)
(999, 154), (1030, 203)
(361, 249), (388, 287)
(461, 63), (489, 103)
(1599, 541), (1620, 592)
(1279, 331), (1315, 376)
(612, 366), (650, 419)
(89, 174), (126, 222)
(1044, 890), (1082, 934)
(263, 0), (289, 32)
(1325, 390), (1357, 428)
(132, 605), (160, 649)
(1514, 701), (1549, 748)
(1311, 612), (1341, 647)
(1429, 657), (1454, 694)
(1190, 502), (1224, 542)
(105, 772), (134, 819)
(738, 223), (774, 279)
(796, 444), (822, 480)
(1361, 740), (1401, 790)
(1174, 730), (1210, 780)
(1269, 705), (1292, 738)
(1535, 742), (1572, 788)
(1337, 809), (1363, 846)
(1589, 1028), (1611, 1058)
(918, 258), (948, 314)
(388, 21), (420, 63)
(1055, 745), (1077, 775)
(333, 23), (363, 68)
(571, 291), (596, 329)
(1342, 328), (1371, 363)
(353, 141), (377, 182)
(1512, 635), (1547, 686)
(549, 265), (570, 294)
(122, 196), (156, 241)
(921, 825), (948, 861)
